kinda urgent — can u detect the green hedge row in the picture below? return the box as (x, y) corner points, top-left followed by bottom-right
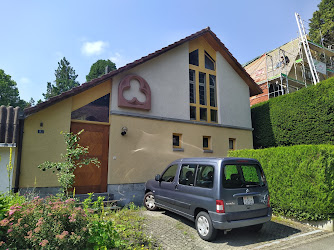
(228, 144), (334, 221)
(252, 77), (334, 148)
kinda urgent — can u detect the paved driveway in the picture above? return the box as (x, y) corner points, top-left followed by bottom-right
(142, 210), (333, 250)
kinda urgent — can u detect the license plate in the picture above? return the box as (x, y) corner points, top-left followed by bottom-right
(243, 196), (254, 205)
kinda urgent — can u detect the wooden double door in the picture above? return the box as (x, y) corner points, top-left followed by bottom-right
(71, 122), (109, 194)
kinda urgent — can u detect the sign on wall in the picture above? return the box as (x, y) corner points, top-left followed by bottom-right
(313, 59), (326, 75)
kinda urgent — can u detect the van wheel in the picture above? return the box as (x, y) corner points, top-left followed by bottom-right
(195, 211), (217, 241)
(144, 192), (157, 211)
(248, 223), (263, 232)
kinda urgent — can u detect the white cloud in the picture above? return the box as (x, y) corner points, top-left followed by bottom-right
(109, 52), (131, 68)
(19, 77), (31, 84)
(81, 41), (108, 56)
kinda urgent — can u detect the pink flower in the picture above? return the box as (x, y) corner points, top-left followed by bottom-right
(39, 239), (49, 247)
(17, 218), (23, 224)
(7, 229), (12, 233)
(25, 231), (33, 239)
(0, 241), (5, 246)
(8, 210), (16, 216)
(36, 218), (44, 226)
(34, 227), (41, 233)
(0, 219), (9, 226)
(62, 231), (69, 236)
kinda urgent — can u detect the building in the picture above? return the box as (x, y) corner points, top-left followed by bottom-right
(15, 27), (261, 204)
(0, 106), (20, 193)
(245, 37), (334, 106)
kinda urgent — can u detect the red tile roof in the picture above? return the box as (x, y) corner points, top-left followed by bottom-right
(24, 27), (261, 116)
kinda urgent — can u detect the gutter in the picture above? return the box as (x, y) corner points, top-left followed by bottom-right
(13, 114), (24, 193)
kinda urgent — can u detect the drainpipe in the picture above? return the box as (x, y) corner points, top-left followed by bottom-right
(13, 114), (24, 193)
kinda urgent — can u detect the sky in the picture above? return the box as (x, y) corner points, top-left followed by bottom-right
(0, 0), (321, 102)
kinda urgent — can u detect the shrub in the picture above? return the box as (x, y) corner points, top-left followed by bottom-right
(252, 77), (334, 148)
(0, 197), (90, 249)
(228, 144), (334, 221)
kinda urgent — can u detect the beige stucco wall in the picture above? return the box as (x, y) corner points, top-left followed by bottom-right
(20, 99), (72, 188)
(216, 53), (252, 128)
(108, 115), (253, 184)
(0, 146), (16, 193)
(111, 43), (189, 120)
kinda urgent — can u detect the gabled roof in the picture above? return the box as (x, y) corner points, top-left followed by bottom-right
(25, 27), (262, 116)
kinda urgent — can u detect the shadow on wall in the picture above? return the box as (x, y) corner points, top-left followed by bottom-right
(251, 102), (276, 149)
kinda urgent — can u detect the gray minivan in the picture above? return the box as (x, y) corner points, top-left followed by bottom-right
(144, 157), (272, 241)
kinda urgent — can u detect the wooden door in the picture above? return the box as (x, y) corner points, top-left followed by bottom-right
(70, 122), (109, 194)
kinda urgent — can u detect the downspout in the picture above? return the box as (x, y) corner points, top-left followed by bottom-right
(13, 113), (24, 193)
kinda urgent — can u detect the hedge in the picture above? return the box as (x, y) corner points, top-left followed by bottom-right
(252, 77), (334, 148)
(228, 144), (334, 221)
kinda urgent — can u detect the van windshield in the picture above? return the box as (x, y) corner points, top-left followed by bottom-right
(222, 164), (266, 188)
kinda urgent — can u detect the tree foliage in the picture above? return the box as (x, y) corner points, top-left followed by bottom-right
(43, 57), (80, 100)
(0, 69), (27, 108)
(309, 0), (334, 45)
(86, 59), (116, 82)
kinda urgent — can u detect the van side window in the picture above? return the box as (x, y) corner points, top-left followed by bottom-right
(196, 165), (214, 188)
(179, 164), (197, 186)
(161, 164), (178, 182)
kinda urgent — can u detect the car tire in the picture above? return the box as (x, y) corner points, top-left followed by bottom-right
(195, 211), (217, 241)
(248, 223), (263, 232)
(143, 192), (158, 211)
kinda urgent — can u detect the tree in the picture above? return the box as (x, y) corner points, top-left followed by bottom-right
(43, 57), (80, 100)
(309, 0), (334, 46)
(86, 59), (116, 82)
(38, 130), (100, 197)
(0, 69), (27, 108)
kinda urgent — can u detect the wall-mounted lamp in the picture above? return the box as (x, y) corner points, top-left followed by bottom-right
(121, 126), (128, 136)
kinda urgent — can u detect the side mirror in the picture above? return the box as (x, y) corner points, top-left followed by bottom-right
(155, 174), (161, 181)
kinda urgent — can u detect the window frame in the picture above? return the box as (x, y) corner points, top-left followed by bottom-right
(229, 138), (236, 150)
(173, 133), (182, 149)
(203, 136), (211, 150)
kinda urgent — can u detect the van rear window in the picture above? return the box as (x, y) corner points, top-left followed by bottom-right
(223, 164), (265, 188)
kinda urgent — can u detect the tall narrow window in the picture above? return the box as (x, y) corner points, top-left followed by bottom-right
(199, 72), (206, 105)
(189, 70), (196, 104)
(205, 51), (215, 70)
(209, 75), (216, 107)
(189, 49), (199, 66)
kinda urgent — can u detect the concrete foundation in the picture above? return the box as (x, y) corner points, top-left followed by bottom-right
(108, 183), (145, 207)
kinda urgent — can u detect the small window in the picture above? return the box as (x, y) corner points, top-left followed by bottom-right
(189, 49), (199, 66)
(203, 136), (211, 150)
(161, 164), (178, 182)
(200, 108), (207, 121)
(179, 164), (196, 186)
(205, 51), (215, 70)
(190, 106), (196, 120)
(196, 165), (214, 188)
(173, 133), (182, 148)
(229, 138), (236, 150)
(210, 110), (217, 123)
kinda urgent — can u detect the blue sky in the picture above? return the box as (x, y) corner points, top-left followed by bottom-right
(0, 0), (320, 102)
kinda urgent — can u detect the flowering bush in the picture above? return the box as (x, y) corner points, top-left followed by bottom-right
(0, 196), (90, 249)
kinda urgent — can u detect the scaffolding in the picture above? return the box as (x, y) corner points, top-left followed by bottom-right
(245, 13), (334, 103)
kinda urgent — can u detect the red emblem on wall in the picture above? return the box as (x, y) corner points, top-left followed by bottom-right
(118, 74), (151, 110)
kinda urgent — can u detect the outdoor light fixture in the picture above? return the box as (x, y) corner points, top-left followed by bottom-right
(121, 126), (128, 136)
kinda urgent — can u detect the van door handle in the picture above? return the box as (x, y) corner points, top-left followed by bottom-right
(175, 185), (179, 190)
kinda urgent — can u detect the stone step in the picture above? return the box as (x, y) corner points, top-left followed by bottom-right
(74, 192), (114, 202)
